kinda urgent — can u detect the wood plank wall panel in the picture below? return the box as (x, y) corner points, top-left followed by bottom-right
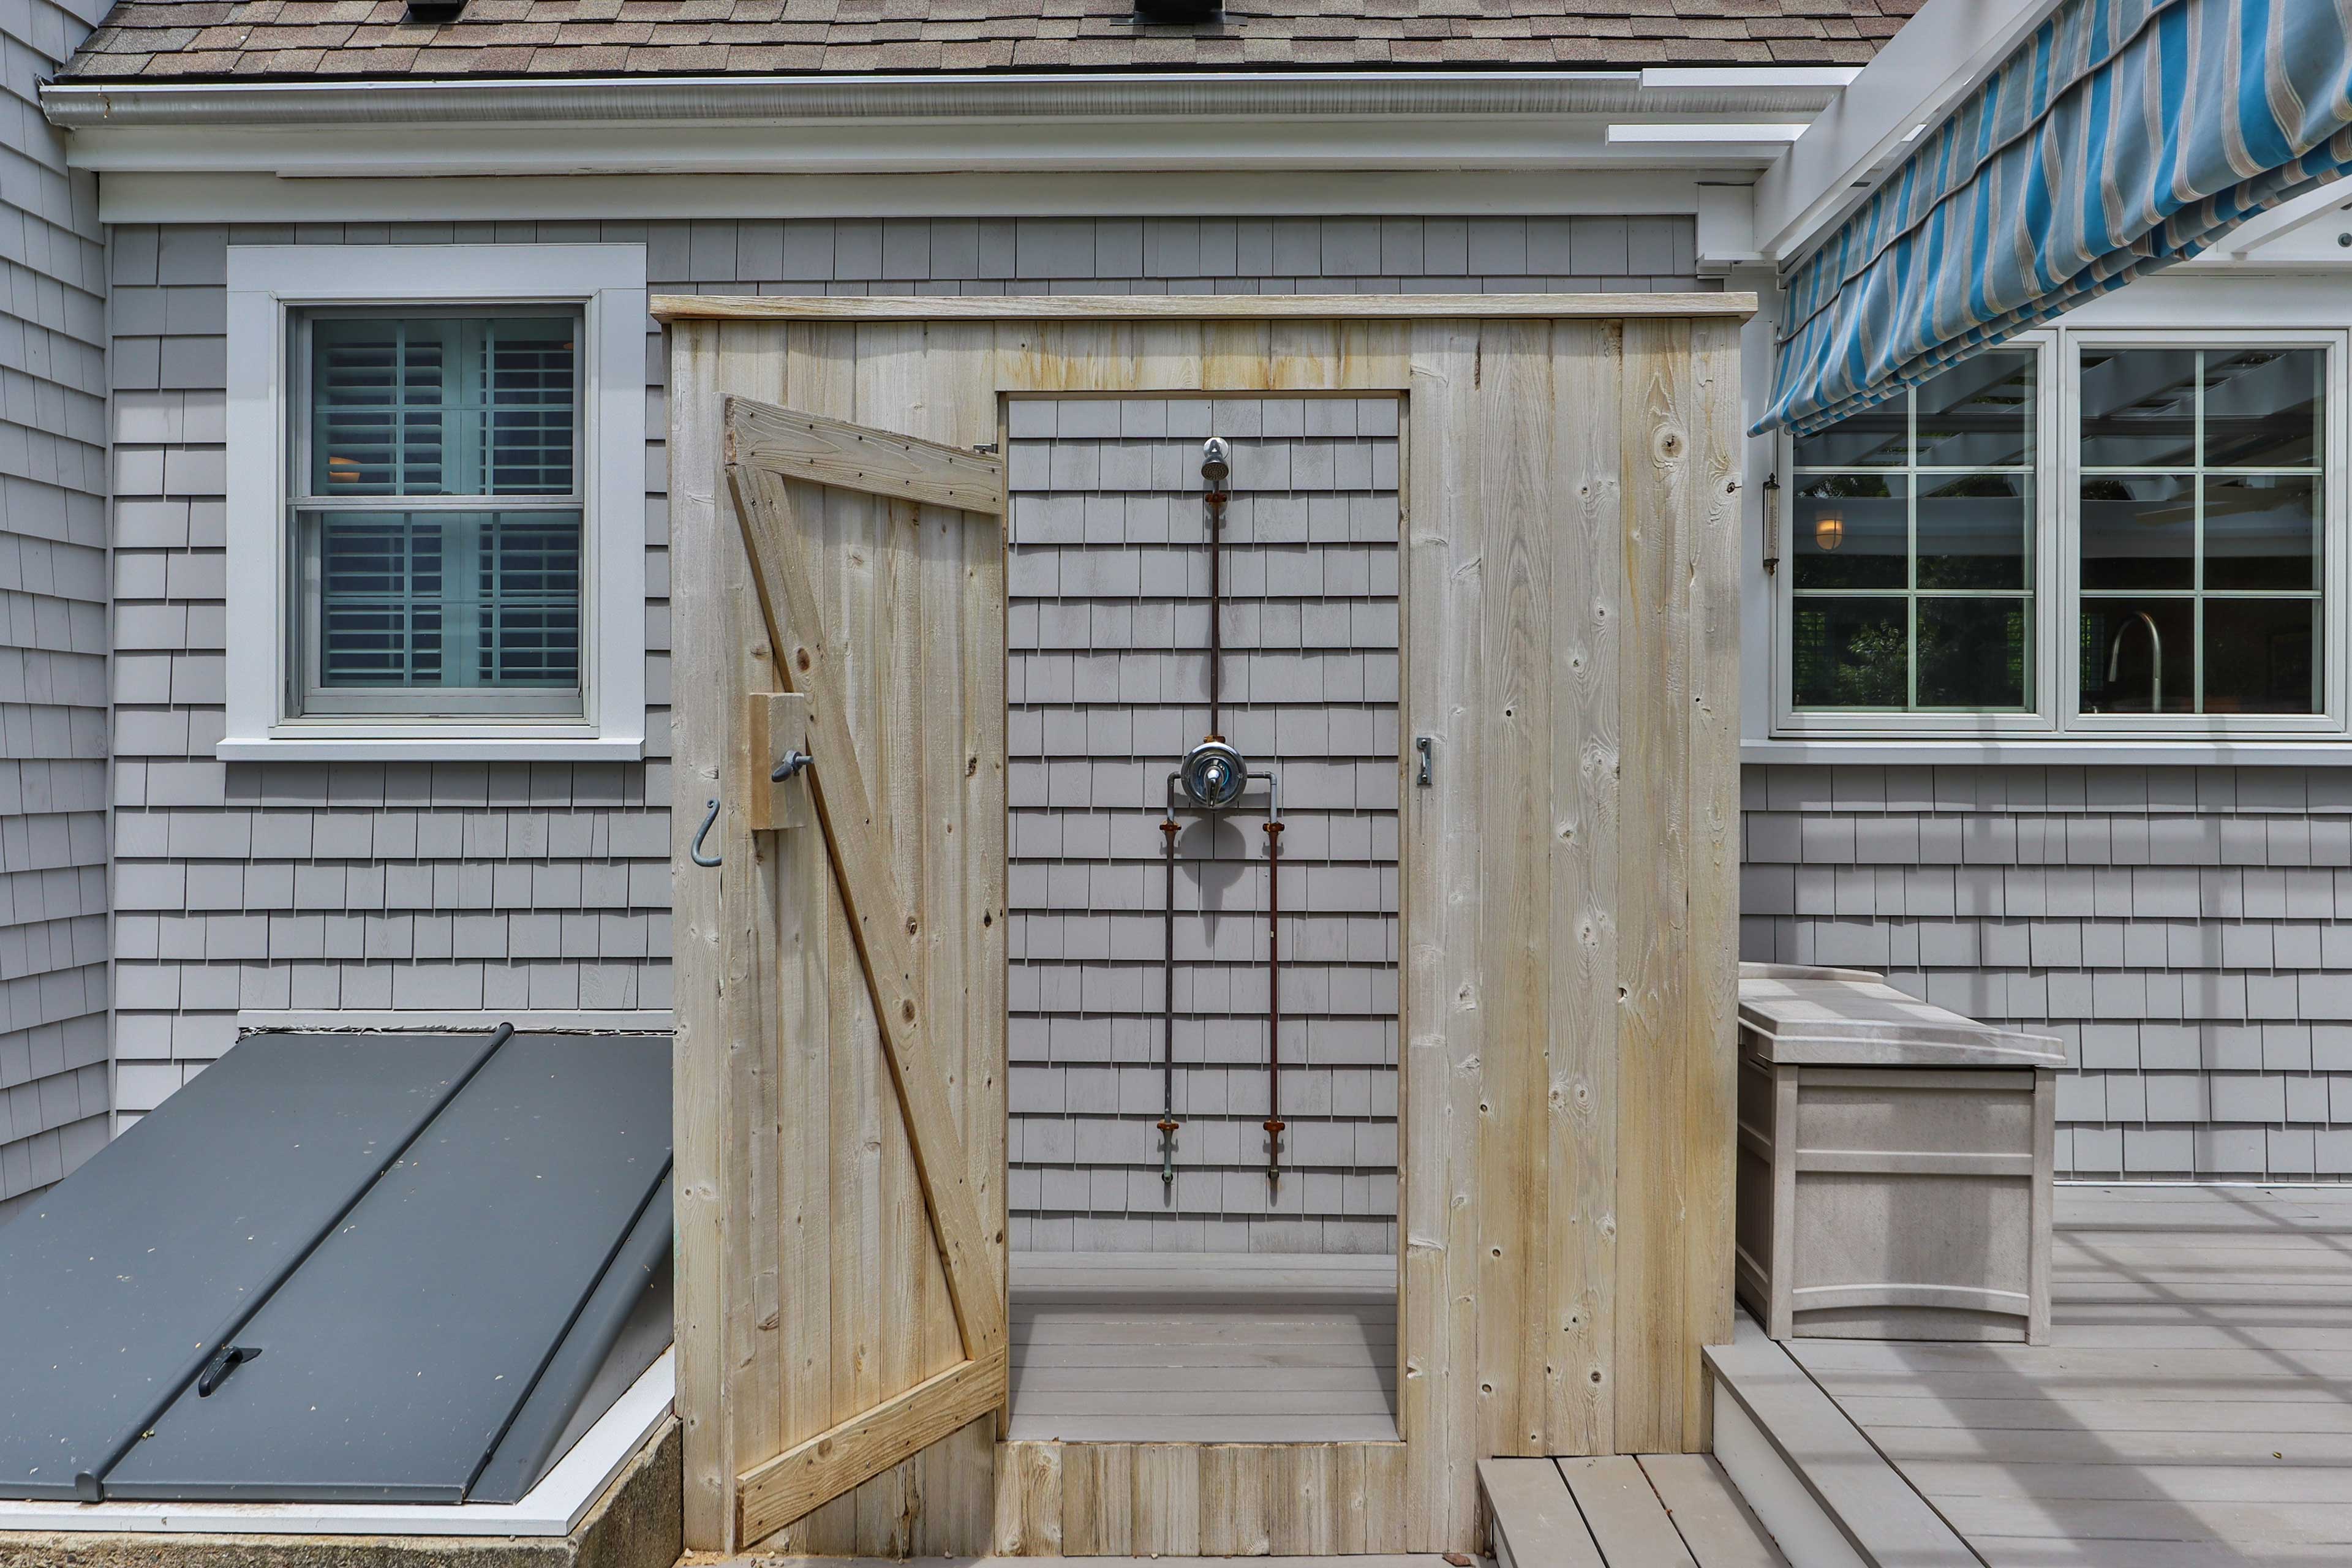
(1683, 318), (1744, 1447)
(673, 320), (1006, 1556)
(1398, 317), (1484, 1553)
(1000, 1440), (1412, 1556)
(669, 320), (734, 1549)
(1550, 322), (1625, 1457)
(1611, 318), (1696, 1455)
(669, 305), (1741, 1555)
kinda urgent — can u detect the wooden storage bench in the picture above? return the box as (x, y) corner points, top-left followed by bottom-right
(1735, 964), (2064, 1345)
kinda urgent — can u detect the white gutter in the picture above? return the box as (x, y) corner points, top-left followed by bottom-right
(42, 68), (1849, 129)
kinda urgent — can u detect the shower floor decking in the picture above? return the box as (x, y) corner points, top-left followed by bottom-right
(1006, 1252), (1401, 1443)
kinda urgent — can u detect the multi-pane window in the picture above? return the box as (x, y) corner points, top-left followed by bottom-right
(2076, 347), (2324, 717)
(1786, 350), (2037, 712)
(292, 313), (583, 717)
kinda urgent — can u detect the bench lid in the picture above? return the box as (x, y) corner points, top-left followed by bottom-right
(1738, 963), (2065, 1068)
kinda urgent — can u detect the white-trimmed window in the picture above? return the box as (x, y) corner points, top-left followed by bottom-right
(1773, 327), (2348, 740)
(1780, 345), (2046, 727)
(223, 246), (646, 760)
(2065, 333), (2340, 734)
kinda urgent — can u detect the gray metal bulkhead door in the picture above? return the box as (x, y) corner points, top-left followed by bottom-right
(102, 1033), (671, 1502)
(0, 1033), (502, 1500)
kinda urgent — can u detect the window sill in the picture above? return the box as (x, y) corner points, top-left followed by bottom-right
(1744, 737), (2352, 767)
(217, 734), (646, 763)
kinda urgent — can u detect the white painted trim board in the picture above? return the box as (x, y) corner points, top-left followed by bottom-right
(0, 1349), (674, 1538)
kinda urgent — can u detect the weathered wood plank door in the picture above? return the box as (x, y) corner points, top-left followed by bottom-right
(671, 355), (1007, 1553)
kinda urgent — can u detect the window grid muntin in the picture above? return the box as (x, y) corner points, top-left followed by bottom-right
(290, 306), (586, 718)
(2076, 345), (2326, 717)
(1788, 368), (2037, 714)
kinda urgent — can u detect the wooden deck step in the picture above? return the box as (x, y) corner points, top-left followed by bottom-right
(1480, 1455), (1787, 1567)
(1703, 1315), (1976, 1568)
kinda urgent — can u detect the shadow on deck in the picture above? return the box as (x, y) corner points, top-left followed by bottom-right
(1726, 1183), (2352, 1567)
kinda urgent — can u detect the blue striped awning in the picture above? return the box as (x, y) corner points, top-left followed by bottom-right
(1757, 0), (2352, 437)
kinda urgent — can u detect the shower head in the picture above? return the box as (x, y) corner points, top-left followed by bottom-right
(1200, 437), (1231, 488)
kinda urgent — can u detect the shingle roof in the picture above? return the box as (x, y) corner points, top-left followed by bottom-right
(61, 0), (1919, 82)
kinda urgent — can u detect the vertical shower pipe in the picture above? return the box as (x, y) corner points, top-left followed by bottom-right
(1262, 807), (1284, 1187)
(1159, 439), (1232, 1194)
(1205, 445), (1226, 740)
(1158, 804), (1180, 1193)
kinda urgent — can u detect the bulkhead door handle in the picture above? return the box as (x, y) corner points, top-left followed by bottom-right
(196, 1344), (262, 1398)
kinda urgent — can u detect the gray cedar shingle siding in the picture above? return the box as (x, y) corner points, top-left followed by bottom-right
(59, 0), (1923, 82)
(92, 210), (2352, 1201)
(108, 215), (1691, 1238)
(1008, 395), (1400, 1254)
(1741, 764), (2352, 1181)
(1, 0), (110, 1224)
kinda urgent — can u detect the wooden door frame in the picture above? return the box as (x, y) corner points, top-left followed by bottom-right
(662, 292), (1754, 1558)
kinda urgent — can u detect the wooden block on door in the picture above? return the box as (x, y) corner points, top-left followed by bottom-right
(745, 690), (813, 831)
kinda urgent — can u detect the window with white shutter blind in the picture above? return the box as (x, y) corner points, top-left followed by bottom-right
(292, 312), (584, 717)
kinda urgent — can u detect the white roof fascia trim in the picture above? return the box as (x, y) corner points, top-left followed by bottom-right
(94, 167), (1722, 225)
(0, 1351), (674, 1538)
(1750, 0), (2069, 265)
(42, 67), (1850, 129)
(64, 116), (1789, 179)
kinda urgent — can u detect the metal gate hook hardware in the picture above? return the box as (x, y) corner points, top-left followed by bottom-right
(197, 1344), (261, 1398)
(1416, 736), (1433, 787)
(690, 797), (723, 867)
(771, 748), (815, 782)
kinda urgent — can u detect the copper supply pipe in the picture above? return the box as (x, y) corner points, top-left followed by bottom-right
(1204, 468), (1227, 739)
(1262, 816), (1285, 1188)
(1158, 806), (1181, 1194)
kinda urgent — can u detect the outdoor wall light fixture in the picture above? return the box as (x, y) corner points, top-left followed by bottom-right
(1814, 511), (1845, 552)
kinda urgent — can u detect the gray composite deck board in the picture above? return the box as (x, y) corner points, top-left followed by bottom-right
(1479, 1455), (1785, 1568)
(1480, 1458), (1606, 1568)
(1789, 1183), (2352, 1564)
(1005, 1251), (1400, 1443)
(1559, 1457), (1698, 1568)
(1635, 1455), (1789, 1568)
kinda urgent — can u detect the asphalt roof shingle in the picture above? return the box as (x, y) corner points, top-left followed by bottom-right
(61, 0), (1918, 80)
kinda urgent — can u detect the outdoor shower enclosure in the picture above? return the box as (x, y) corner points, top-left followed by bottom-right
(663, 293), (1749, 1558)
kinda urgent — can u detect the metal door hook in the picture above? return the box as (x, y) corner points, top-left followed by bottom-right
(690, 797), (723, 867)
(771, 748), (815, 782)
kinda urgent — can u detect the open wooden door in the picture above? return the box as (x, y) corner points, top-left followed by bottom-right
(684, 390), (1008, 1551)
